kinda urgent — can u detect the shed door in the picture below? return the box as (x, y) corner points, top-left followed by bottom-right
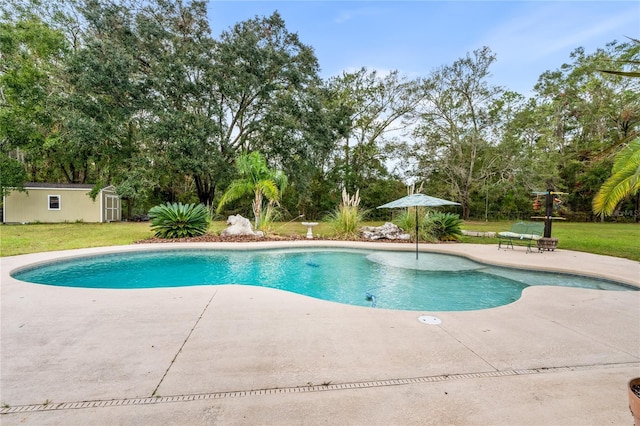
(105, 195), (121, 222)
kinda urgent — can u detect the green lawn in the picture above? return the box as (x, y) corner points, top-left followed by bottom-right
(460, 221), (640, 262)
(1, 220), (638, 262)
(0, 222), (154, 257)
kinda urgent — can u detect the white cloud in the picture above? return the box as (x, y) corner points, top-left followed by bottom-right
(333, 6), (388, 24)
(536, 12), (637, 57)
(478, 3), (638, 64)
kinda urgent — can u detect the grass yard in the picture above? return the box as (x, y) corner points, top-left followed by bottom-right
(0, 222), (154, 257)
(1, 220), (638, 262)
(461, 221), (640, 262)
(0, 220), (366, 257)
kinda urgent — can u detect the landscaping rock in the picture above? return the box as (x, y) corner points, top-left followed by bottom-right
(221, 214), (264, 238)
(360, 222), (410, 241)
(461, 230), (496, 238)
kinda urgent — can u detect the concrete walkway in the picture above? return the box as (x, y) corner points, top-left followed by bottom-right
(1, 242), (639, 425)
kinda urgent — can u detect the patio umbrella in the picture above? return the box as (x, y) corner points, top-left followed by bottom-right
(377, 194), (460, 259)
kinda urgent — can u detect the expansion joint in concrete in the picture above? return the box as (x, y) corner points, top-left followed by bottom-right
(151, 290), (218, 397)
(3, 361), (637, 415)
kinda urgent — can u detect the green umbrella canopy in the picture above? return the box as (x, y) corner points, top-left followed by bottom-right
(377, 194), (460, 209)
(377, 194), (460, 259)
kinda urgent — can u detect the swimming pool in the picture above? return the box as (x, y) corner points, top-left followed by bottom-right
(12, 248), (635, 311)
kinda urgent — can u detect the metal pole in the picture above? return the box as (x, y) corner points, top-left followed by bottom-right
(544, 189), (553, 238)
(415, 207), (419, 260)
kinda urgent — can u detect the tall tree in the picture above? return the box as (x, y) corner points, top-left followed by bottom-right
(470, 91), (557, 219)
(412, 47), (503, 219)
(135, 0), (223, 204)
(593, 38), (640, 218)
(210, 12), (320, 158)
(257, 82), (344, 215)
(55, 0), (145, 184)
(532, 41), (640, 214)
(204, 11), (334, 209)
(0, 16), (68, 182)
(325, 68), (422, 194)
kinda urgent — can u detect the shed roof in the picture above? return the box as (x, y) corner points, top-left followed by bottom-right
(23, 182), (113, 190)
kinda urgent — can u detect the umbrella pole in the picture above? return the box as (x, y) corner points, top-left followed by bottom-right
(415, 207), (418, 260)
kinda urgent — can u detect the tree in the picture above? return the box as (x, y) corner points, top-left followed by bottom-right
(2, 0), (149, 187)
(532, 41), (640, 215)
(210, 12), (321, 159)
(255, 80), (342, 216)
(464, 91), (556, 219)
(412, 47), (503, 219)
(325, 68), (423, 194)
(55, 0), (145, 184)
(205, 11), (336, 211)
(593, 38), (640, 218)
(216, 151), (288, 229)
(135, 0), (225, 204)
(0, 154), (27, 196)
(138, 9), (325, 205)
(0, 16), (68, 183)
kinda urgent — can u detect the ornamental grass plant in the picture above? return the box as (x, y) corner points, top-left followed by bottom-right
(393, 207), (434, 242)
(326, 189), (367, 238)
(258, 203), (282, 235)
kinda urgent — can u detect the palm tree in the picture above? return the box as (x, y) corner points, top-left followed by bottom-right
(216, 152), (288, 229)
(593, 38), (640, 218)
(593, 137), (640, 216)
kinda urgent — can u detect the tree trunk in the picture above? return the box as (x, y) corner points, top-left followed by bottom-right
(194, 175), (215, 205)
(253, 191), (262, 230)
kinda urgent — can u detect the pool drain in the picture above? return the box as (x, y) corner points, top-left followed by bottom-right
(418, 315), (441, 325)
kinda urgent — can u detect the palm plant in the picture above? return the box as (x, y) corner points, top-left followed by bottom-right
(426, 212), (463, 241)
(148, 202), (210, 239)
(216, 151), (288, 229)
(593, 137), (640, 216)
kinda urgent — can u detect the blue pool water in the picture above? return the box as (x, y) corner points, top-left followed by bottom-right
(12, 249), (635, 311)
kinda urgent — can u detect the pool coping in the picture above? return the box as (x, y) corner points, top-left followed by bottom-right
(4, 241), (638, 287)
(1, 242), (639, 425)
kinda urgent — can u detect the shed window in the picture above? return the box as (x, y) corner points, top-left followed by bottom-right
(48, 195), (61, 210)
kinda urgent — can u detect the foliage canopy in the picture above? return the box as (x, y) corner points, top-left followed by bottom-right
(1, 1), (639, 222)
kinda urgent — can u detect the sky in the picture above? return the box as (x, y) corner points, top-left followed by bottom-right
(207, 1), (639, 96)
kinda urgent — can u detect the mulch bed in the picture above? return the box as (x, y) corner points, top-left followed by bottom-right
(135, 234), (420, 245)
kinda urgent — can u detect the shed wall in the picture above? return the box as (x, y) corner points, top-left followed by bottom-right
(4, 188), (101, 223)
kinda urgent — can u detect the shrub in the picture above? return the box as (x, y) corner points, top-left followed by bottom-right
(258, 203), (282, 234)
(148, 202), (210, 239)
(326, 189), (367, 238)
(427, 212), (463, 241)
(393, 207), (435, 242)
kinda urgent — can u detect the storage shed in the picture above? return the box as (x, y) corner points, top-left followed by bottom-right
(2, 182), (121, 223)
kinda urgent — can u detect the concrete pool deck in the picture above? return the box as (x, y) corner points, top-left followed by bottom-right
(1, 241), (639, 425)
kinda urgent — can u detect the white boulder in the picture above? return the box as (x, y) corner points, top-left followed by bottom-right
(360, 222), (410, 241)
(221, 214), (264, 237)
